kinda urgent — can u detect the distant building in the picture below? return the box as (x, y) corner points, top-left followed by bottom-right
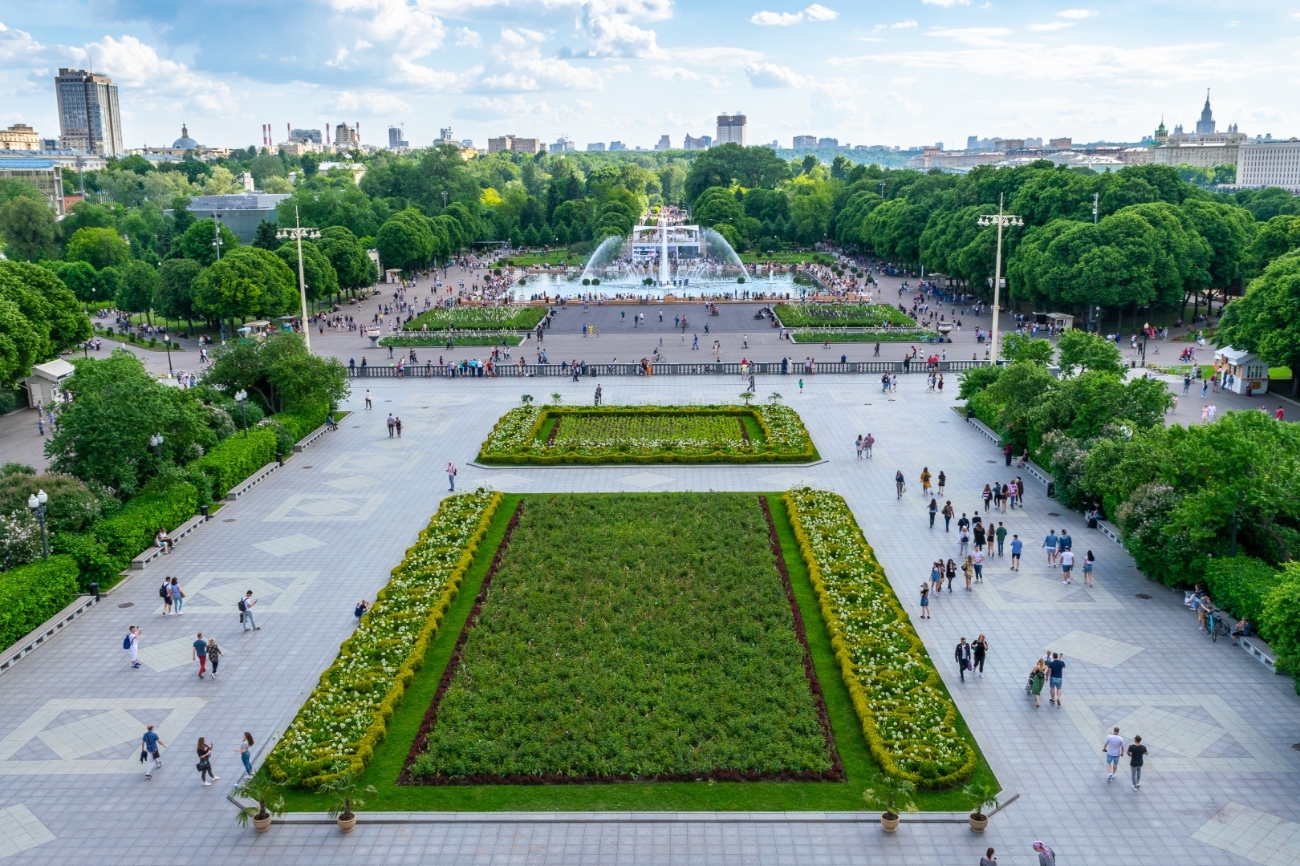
(1237, 139), (1300, 194)
(1153, 140), (1240, 169)
(1196, 90), (1216, 135)
(1049, 137), (1072, 150)
(1002, 138), (1026, 151)
(908, 148), (1003, 170)
(551, 136), (575, 152)
(290, 128), (322, 145)
(586, 142), (606, 151)
(792, 135), (817, 148)
(487, 135), (539, 154)
(715, 113), (746, 146)
(653, 134), (672, 151)
(609, 141), (627, 152)
(183, 193), (291, 244)
(816, 137), (839, 148)
(55, 68), (123, 156)
(0, 158), (64, 216)
(334, 123), (360, 149)
(388, 126), (408, 150)
(0, 124), (40, 150)
(683, 134), (711, 150)
(318, 162), (367, 184)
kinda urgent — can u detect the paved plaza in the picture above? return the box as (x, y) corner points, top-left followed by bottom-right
(1, 370), (1298, 866)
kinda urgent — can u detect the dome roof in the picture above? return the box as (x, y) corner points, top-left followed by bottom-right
(172, 124), (200, 150)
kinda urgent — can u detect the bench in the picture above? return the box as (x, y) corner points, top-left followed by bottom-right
(227, 461), (281, 501)
(1240, 636), (1280, 673)
(292, 423), (331, 453)
(128, 513), (209, 570)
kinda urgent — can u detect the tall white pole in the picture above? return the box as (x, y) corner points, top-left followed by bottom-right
(991, 200), (1004, 364)
(295, 206), (311, 353)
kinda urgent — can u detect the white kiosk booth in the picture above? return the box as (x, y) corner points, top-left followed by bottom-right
(1214, 346), (1269, 395)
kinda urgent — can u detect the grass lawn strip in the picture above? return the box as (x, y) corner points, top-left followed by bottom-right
(478, 403), (816, 465)
(775, 303), (917, 329)
(405, 492), (837, 783)
(381, 332), (524, 348)
(404, 306), (545, 332)
(785, 486), (977, 789)
(265, 489), (502, 788)
(791, 328), (939, 344)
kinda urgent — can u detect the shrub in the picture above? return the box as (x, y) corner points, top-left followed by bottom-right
(0, 391), (16, 415)
(1262, 563), (1300, 691)
(91, 482), (198, 560)
(0, 472), (117, 536)
(0, 512), (42, 570)
(1204, 556), (1279, 629)
(193, 428), (278, 498)
(49, 531), (119, 590)
(0, 555), (80, 654)
(271, 403), (329, 441)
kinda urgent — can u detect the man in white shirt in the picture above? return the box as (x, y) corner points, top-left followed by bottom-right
(1102, 727), (1125, 781)
(971, 548), (985, 583)
(1060, 548), (1075, 584)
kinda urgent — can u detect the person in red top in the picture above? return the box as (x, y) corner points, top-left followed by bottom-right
(1277, 406), (1285, 421)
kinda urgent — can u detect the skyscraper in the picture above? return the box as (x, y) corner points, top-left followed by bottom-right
(716, 113), (747, 146)
(55, 68), (123, 156)
(1195, 90), (1216, 135)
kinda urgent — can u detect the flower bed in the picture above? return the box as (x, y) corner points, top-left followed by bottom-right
(478, 404), (818, 465)
(791, 328), (939, 343)
(266, 489), (501, 788)
(380, 331), (524, 348)
(775, 303), (917, 328)
(784, 487), (976, 789)
(403, 306), (546, 332)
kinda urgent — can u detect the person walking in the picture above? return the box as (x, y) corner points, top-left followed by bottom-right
(1047, 652), (1066, 705)
(394, 417), (402, 438)
(235, 732), (255, 777)
(958, 526), (970, 556)
(364, 389), (372, 409)
(206, 637), (222, 679)
(1059, 548), (1075, 584)
(864, 433), (874, 458)
(962, 555), (975, 591)
(928, 498), (939, 528)
(170, 577), (184, 615)
(447, 461), (457, 491)
(930, 561), (944, 596)
(1029, 659), (1047, 708)
(973, 521), (986, 552)
(1032, 841), (1056, 866)
(972, 548), (985, 583)
(936, 471), (946, 495)
(919, 583), (931, 619)
(125, 626), (141, 669)
(980, 847), (998, 866)
(1103, 727), (1125, 782)
(1043, 529), (1060, 567)
(895, 470), (905, 499)
(192, 633), (208, 678)
(942, 501), (954, 532)
(1059, 528), (1073, 557)
(386, 413), (396, 437)
(1082, 550), (1095, 586)
(160, 577), (174, 616)
(196, 737), (219, 786)
(995, 522), (1007, 557)
(594, 384), (602, 406)
(921, 467), (932, 496)
(1004, 442), (1014, 466)
(240, 591), (259, 632)
(946, 558), (957, 593)
(1010, 534), (1023, 570)
(955, 637), (972, 682)
(1127, 735), (1147, 790)
(973, 634), (989, 678)
(141, 725), (165, 779)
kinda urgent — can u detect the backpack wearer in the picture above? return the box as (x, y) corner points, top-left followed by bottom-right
(237, 598), (246, 612)
(159, 582), (170, 599)
(123, 634), (132, 650)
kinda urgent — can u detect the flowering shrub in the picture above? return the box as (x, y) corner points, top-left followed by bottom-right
(478, 404), (818, 465)
(775, 304), (917, 328)
(403, 306), (545, 332)
(784, 487), (976, 789)
(266, 489), (501, 788)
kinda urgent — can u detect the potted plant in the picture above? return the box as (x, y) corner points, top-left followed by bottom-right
(235, 776), (285, 834)
(740, 392), (754, 406)
(863, 777), (916, 832)
(317, 768), (378, 834)
(962, 782), (1000, 832)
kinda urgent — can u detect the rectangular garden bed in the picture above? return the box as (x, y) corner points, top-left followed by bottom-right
(478, 403), (818, 465)
(774, 303), (917, 329)
(404, 306), (546, 332)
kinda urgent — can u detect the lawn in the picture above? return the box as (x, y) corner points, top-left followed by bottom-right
(277, 492), (995, 812)
(775, 303), (918, 328)
(502, 252), (587, 268)
(791, 329), (939, 344)
(404, 306), (546, 332)
(477, 403), (818, 464)
(380, 333), (524, 348)
(738, 251), (830, 265)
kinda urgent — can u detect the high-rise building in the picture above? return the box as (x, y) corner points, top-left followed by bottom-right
(1196, 90), (1216, 135)
(335, 123), (360, 149)
(654, 134), (672, 151)
(55, 68), (123, 156)
(792, 135), (817, 149)
(290, 128), (322, 145)
(487, 135), (540, 154)
(1236, 139), (1300, 193)
(817, 137), (839, 148)
(551, 136), (575, 152)
(715, 113), (746, 146)
(609, 141), (627, 152)
(1049, 137), (1073, 150)
(684, 134), (711, 150)
(586, 142), (606, 151)
(388, 126), (408, 150)
(0, 124), (40, 150)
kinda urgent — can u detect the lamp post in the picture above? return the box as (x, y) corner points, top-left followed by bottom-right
(441, 191), (448, 209)
(277, 206), (321, 353)
(150, 432), (164, 461)
(163, 333), (173, 376)
(235, 389), (248, 436)
(212, 213), (223, 262)
(27, 489), (48, 560)
(976, 194), (1023, 365)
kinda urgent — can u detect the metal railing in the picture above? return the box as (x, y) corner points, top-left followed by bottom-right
(346, 359), (988, 379)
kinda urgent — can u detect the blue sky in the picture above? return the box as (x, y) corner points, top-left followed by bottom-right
(2, 0), (1297, 152)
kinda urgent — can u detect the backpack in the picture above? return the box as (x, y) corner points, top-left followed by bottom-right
(237, 598), (246, 612)
(123, 634), (132, 650)
(159, 583), (169, 599)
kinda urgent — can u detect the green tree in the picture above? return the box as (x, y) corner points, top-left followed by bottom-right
(1182, 199), (1254, 290)
(375, 208), (435, 273)
(204, 331), (348, 415)
(1217, 252), (1300, 395)
(1243, 215), (1300, 276)
(173, 219), (242, 268)
(250, 151), (286, 187)
(1262, 564), (1300, 691)
(253, 219), (281, 250)
(1000, 333), (1055, 365)
(115, 260), (160, 322)
(0, 262), (91, 372)
(1056, 329), (1124, 376)
(683, 144), (790, 203)
(66, 227), (132, 270)
(692, 187), (744, 227)
(0, 195), (60, 261)
(317, 226), (377, 292)
(191, 247), (296, 325)
(44, 351), (212, 495)
(48, 261), (98, 303)
(274, 239), (338, 301)
(154, 259), (202, 324)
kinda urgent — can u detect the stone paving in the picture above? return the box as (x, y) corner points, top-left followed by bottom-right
(1, 374), (1299, 865)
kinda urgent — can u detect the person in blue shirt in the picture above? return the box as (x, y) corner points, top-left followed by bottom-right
(1043, 530), (1059, 567)
(1059, 530), (1072, 553)
(141, 725), (165, 778)
(1010, 534), (1023, 571)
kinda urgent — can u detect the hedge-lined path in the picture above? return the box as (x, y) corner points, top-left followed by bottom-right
(0, 375), (1297, 865)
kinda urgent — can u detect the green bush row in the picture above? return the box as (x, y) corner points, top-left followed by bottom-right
(1202, 557), (1300, 688)
(0, 555), (81, 653)
(271, 403), (330, 441)
(193, 429), (279, 499)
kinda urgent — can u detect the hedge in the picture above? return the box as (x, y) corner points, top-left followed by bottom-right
(0, 555), (80, 654)
(1204, 556), (1279, 631)
(272, 403), (330, 441)
(1262, 565), (1300, 690)
(194, 429), (278, 499)
(266, 490), (502, 788)
(90, 482), (198, 561)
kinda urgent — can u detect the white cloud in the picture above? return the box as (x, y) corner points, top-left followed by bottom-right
(454, 27), (483, 47)
(1029, 21), (1073, 31)
(319, 90), (411, 114)
(1057, 8), (1096, 18)
(805, 4), (838, 21)
(751, 10), (803, 25)
(577, 10), (663, 57)
(922, 0), (971, 6)
(891, 75), (916, 84)
(744, 62), (809, 88)
(79, 35), (235, 113)
(392, 58), (481, 90)
(326, 0), (447, 57)
(927, 27), (1013, 45)
(474, 28), (611, 91)
(893, 19), (919, 28)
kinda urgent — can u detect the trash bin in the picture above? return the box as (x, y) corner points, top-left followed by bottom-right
(1047, 481), (1057, 499)
(966, 406), (975, 421)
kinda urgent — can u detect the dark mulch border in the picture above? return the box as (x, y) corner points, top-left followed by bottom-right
(739, 418), (750, 444)
(545, 415), (561, 446)
(400, 494), (844, 786)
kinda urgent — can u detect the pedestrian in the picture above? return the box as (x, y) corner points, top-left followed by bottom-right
(447, 461), (457, 491)
(235, 732), (255, 777)
(955, 637), (972, 681)
(928, 498), (938, 528)
(1029, 659), (1047, 707)
(193, 632), (208, 678)
(799, 378), (804, 394)
(394, 417), (402, 438)
(930, 561), (944, 595)
(1010, 534), (1022, 570)
(1127, 735), (1147, 790)
(1082, 550), (1095, 586)
(1032, 841), (1056, 866)
(240, 591), (259, 631)
(594, 384), (602, 406)
(972, 548), (985, 582)
(855, 434), (863, 459)
(1047, 652), (1065, 705)
(958, 527), (970, 556)
(895, 470), (905, 499)
(125, 625), (141, 669)
(864, 432), (874, 458)
(1007, 479), (1017, 509)
(1060, 548), (1075, 584)
(963, 555), (974, 590)
(1004, 442), (1013, 466)
(354, 599), (371, 623)
(936, 470), (945, 495)
(921, 467), (932, 496)
(1043, 529), (1059, 567)
(919, 583), (931, 618)
(170, 577), (184, 614)
(973, 634), (988, 677)
(386, 413), (395, 437)
(160, 577), (173, 616)
(1103, 726), (1124, 782)
(1059, 528), (1073, 555)
(973, 521), (986, 552)
(196, 737), (219, 786)
(982, 483), (992, 512)
(942, 500), (954, 532)
(946, 558), (957, 592)
(364, 389), (372, 409)
(995, 522), (1007, 556)
(37, 415), (44, 436)
(980, 847), (998, 866)
(206, 637), (222, 679)
(141, 724), (165, 778)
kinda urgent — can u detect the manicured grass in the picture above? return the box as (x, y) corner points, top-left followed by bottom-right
(380, 333), (524, 348)
(279, 493), (996, 812)
(503, 252), (587, 268)
(776, 303), (918, 328)
(791, 329), (939, 344)
(404, 306), (546, 333)
(738, 251), (827, 265)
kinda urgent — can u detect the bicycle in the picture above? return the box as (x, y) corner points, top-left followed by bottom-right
(1206, 608), (1230, 642)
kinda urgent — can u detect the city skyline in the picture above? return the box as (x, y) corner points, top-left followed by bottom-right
(0, 1), (1297, 152)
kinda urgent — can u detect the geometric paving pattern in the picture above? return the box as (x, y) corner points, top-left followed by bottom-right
(615, 472), (675, 488)
(1193, 802), (1300, 866)
(264, 494), (387, 522)
(0, 805), (55, 858)
(252, 533), (328, 556)
(1045, 630), (1144, 668)
(135, 636), (206, 672)
(323, 475), (381, 492)
(982, 573), (1126, 612)
(150, 571), (318, 616)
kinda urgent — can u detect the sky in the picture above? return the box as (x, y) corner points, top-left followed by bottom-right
(1, 0), (1298, 153)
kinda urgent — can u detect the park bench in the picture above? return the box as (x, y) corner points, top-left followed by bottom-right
(128, 513), (210, 570)
(227, 461), (281, 501)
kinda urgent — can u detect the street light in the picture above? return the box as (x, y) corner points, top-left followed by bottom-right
(150, 432), (164, 460)
(163, 333), (173, 376)
(27, 489), (48, 560)
(235, 389), (248, 436)
(441, 190), (448, 209)
(277, 206), (321, 353)
(212, 213), (223, 262)
(976, 194), (1023, 365)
